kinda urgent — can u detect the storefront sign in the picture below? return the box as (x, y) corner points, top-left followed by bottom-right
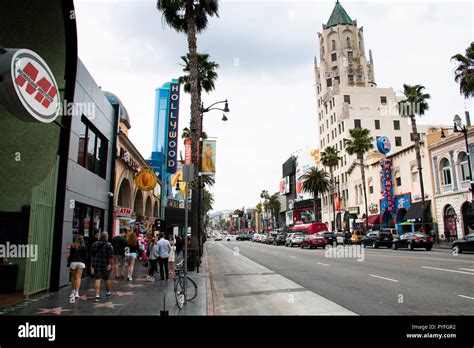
(0, 48), (60, 123)
(166, 83), (180, 174)
(117, 207), (132, 217)
(376, 136), (391, 155)
(348, 206), (360, 215)
(184, 138), (192, 165)
(369, 203), (378, 214)
(119, 147), (140, 172)
(380, 158), (395, 212)
(135, 169), (158, 191)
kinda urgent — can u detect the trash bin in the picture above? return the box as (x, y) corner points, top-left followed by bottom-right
(187, 250), (196, 272)
(0, 264), (19, 293)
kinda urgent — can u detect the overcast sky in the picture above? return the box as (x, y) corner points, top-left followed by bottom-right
(75, 0), (473, 212)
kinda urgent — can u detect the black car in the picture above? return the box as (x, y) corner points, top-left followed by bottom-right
(392, 232), (433, 251)
(273, 233), (286, 245)
(317, 231), (335, 245)
(452, 233), (474, 253)
(361, 231), (393, 248)
(236, 234), (250, 241)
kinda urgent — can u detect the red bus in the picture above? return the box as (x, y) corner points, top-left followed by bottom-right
(290, 222), (328, 235)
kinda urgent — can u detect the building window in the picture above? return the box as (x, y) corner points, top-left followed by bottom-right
(331, 40), (336, 51)
(356, 74), (363, 82)
(326, 120), (329, 128)
(77, 116), (108, 178)
(338, 124), (341, 134)
(380, 96), (387, 105)
(393, 120), (400, 130)
(441, 158), (452, 185)
(369, 186), (374, 194)
(327, 78), (332, 87)
(331, 53), (337, 61)
(344, 95), (351, 104)
(327, 134), (329, 143)
(395, 136), (402, 147)
(354, 119), (361, 128)
(375, 120), (380, 130)
(334, 76), (340, 85)
(395, 173), (402, 187)
(342, 122), (344, 131)
(347, 51), (353, 59)
(411, 166), (418, 182)
(348, 74), (354, 82)
(72, 202), (105, 240)
(459, 152), (471, 181)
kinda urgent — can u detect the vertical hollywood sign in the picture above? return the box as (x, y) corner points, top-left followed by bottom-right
(166, 83), (180, 174)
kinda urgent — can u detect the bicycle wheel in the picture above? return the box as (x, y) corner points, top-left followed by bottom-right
(174, 278), (185, 309)
(184, 276), (198, 301)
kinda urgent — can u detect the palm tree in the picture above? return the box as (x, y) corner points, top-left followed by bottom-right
(451, 42), (474, 98)
(179, 53), (219, 94)
(182, 127), (207, 141)
(301, 167), (330, 221)
(157, 0), (219, 252)
(260, 190), (270, 232)
(321, 146), (341, 230)
(268, 193), (281, 230)
(256, 203), (262, 233)
(398, 84), (431, 233)
(202, 188), (214, 233)
(344, 128), (374, 230)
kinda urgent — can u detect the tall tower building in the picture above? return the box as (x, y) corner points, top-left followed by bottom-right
(315, 1), (425, 231)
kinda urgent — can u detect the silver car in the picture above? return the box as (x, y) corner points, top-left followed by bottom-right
(285, 232), (304, 247)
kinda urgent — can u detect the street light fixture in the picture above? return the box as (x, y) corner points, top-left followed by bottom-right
(453, 114), (474, 205)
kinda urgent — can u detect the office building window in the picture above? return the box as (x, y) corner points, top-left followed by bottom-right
(347, 51), (353, 59)
(327, 78), (332, 87)
(395, 136), (402, 146)
(380, 96), (387, 105)
(369, 186), (374, 194)
(342, 122), (344, 131)
(77, 116), (108, 178)
(375, 120), (380, 129)
(344, 95), (351, 104)
(72, 202), (104, 240)
(441, 158), (452, 185)
(393, 120), (400, 130)
(354, 119), (361, 128)
(348, 74), (354, 82)
(331, 53), (337, 61)
(396, 175), (402, 187)
(459, 152), (471, 181)
(332, 40), (336, 51)
(338, 124), (341, 134)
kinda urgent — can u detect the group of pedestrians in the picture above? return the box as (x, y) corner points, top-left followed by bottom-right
(67, 229), (186, 302)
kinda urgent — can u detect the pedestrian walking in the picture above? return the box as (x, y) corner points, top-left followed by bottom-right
(67, 235), (87, 301)
(157, 233), (171, 280)
(146, 237), (158, 282)
(91, 232), (114, 302)
(111, 228), (127, 280)
(168, 239), (176, 277)
(125, 232), (139, 281)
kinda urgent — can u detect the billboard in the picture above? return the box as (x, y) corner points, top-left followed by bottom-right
(279, 177), (290, 195)
(295, 149), (315, 201)
(166, 82), (180, 174)
(201, 139), (216, 175)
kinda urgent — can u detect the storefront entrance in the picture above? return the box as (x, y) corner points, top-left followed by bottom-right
(443, 205), (457, 240)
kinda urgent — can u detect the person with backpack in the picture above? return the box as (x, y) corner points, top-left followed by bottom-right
(146, 237), (158, 282)
(111, 228), (127, 280)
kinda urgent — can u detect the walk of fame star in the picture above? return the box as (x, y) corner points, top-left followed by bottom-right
(93, 302), (123, 309)
(36, 307), (72, 315)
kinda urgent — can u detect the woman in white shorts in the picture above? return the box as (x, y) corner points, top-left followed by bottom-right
(125, 232), (139, 281)
(67, 235), (87, 301)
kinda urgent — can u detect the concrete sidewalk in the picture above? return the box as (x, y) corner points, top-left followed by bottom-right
(206, 242), (357, 315)
(0, 252), (208, 316)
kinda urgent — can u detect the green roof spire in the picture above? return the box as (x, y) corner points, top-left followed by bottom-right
(326, 1), (354, 28)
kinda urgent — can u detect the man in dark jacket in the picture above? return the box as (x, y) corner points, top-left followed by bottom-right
(91, 232), (114, 302)
(111, 228), (127, 280)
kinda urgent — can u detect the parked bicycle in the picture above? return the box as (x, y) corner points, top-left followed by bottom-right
(173, 259), (197, 309)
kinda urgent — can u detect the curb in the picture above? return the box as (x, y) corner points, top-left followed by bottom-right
(205, 244), (215, 316)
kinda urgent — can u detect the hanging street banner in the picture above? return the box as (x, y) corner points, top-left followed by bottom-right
(184, 138), (192, 165)
(166, 82), (180, 174)
(201, 139), (216, 175)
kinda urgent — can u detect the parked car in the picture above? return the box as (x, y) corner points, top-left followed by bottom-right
(361, 230), (393, 248)
(285, 232), (304, 247)
(236, 234), (250, 241)
(392, 232), (433, 251)
(273, 233), (287, 246)
(317, 231), (335, 245)
(452, 233), (474, 253)
(214, 235), (222, 241)
(266, 234), (276, 244)
(260, 234), (268, 243)
(381, 228), (399, 240)
(252, 233), (260, 242)
(301, 234), (328, 249)
(351, 230), (363, 245)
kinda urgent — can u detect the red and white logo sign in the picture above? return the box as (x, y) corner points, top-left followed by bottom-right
(0, 48), (60, 123)
(185, 139), (192, 165)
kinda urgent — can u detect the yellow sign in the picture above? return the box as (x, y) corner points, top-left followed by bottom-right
(135, 169), (158, 191)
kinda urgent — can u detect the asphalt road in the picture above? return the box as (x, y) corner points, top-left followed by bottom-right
(210, 240), (474, 315)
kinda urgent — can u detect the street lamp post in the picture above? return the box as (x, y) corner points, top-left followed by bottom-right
(453, 114), (474, 205)
(196, 99), (229, 260)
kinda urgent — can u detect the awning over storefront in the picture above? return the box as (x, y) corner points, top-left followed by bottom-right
(368, 214), (380, 226)
(404, 200), (432, 222)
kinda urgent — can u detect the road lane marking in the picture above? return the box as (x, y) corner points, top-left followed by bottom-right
(290, 256), (297, 259)
(369, 274), (398, 282)
(362, 253), (474, 264)
(458, 295), (474, 300)
(458, 268), (474, 272)
(422, 266), (474, 275)
(316, 262), (330, 267)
